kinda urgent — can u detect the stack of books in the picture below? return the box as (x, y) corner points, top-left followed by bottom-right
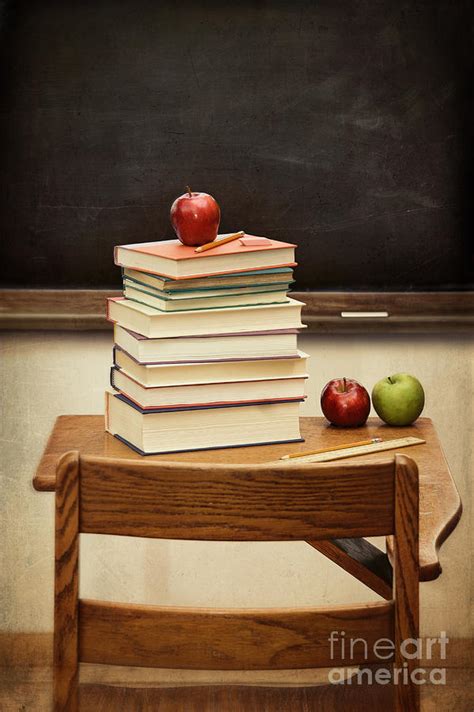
(105, 234), (308, 455)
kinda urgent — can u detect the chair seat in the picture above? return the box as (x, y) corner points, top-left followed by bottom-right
(79, 682), (394, 712)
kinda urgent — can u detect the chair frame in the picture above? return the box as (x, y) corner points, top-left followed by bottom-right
(53, 451), (419, 711)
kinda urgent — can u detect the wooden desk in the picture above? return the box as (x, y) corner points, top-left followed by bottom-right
(33, 416), (461, 596)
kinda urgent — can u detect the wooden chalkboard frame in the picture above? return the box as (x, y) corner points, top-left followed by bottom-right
(1, 289), (472, 332)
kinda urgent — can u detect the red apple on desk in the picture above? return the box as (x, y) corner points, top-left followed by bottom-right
(170, 187), (221, 246)
(320, 378), (371, 427)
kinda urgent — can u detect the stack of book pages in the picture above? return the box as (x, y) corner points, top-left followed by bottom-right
(105, 234), (307, 454)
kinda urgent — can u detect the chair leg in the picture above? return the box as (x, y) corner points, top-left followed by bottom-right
(54, 451), (80, 712)
(394, 455), (420, 712)
(392, 661), (420, 711)
(53, 651), (79, 712)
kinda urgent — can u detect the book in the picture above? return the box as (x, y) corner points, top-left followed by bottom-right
(124, 277), (292, 301)
(111, 367), (307, 410)
(105, 391), (303, 455)
(114, 325), (300, 364)
(114, 346), (309, 386)
(115, 235), (296, 279)
(123, 266), (294, 292)
(123, 281), (290, 312)
(107, 296), (305, 339)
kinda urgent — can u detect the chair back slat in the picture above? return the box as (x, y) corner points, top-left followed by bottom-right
(79, 455), (396, 540)
(79, 598), (394, 670)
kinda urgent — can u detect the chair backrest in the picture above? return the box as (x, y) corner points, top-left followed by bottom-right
(79, 454), (396, 540)
(54, 451), (419, 712)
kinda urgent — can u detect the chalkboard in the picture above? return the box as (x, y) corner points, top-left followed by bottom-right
(0, 0), (472, 290)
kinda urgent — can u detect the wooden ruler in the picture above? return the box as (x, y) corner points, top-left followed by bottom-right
(273, 436), (426, 465)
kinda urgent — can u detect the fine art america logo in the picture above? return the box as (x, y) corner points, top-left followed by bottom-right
(328, 631), (449, 685)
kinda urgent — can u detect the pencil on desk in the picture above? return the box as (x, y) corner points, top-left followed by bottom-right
(194, 230), (245, 253)
(280, 437), (383, 460)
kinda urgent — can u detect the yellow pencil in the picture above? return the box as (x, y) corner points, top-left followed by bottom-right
(280, 437), (382, 460)
(194, 231), (245, 253)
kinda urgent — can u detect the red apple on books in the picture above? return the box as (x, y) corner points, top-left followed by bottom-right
(170, 187), (221, 247)
(320, 378), (371, 427)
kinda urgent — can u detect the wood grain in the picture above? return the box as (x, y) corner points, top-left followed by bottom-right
(33, 415), (462, 582)
(307, 538), (393, 600)
(294, 291), (474, 321)
(79, 599), (394, 670)
(394, 455), (420, 711)
(77, 681), (395, 712)
(54, 451), (80, 712)
(1, 289), (473, 332)
(4, 671), (474, 712)
(0, 289), (120, 330)
(79, 455), (395, 540)
(2, 631), (472, 670)
(301, 291), (474, 333)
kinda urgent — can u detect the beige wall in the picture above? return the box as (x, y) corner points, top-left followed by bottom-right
(1, 330), (472, 639)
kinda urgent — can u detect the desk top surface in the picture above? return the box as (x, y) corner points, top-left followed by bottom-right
(33, 415), (461, 582)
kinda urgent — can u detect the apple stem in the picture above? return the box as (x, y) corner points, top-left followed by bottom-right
(342, 377), (346, 392)
(388, 376), (393, 384)
(186, 185), (192, 197)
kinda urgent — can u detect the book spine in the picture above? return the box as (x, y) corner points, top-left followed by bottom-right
(113, 344), (141, 365)
(110, 367), (118, 391)
(106, 297), (121, 325)
(104, 391), (110, 432)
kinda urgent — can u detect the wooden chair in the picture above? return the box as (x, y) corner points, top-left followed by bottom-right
(53, 451), (419, 712)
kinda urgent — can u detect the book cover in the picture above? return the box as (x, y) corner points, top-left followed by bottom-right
(113, 343), (301, 366)
(118, 327), (300, 342)
(107, 393), (304, 456)
(106, 296), (305, 338)
(112, 432), (304, 457)
(111, 391), (305, 414)
(111, 369), (306, 410)
(115, 235), (297, 279)
(123, 281), (289, 312)
(117, 236), (296, 262)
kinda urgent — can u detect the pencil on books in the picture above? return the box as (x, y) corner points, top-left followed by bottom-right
(280, 437), (382, 460)
(194, 230), (245, 253)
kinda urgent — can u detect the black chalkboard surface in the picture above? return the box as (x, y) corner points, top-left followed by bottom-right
(0, 0), (472, 290)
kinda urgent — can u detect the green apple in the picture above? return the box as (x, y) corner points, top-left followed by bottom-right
(372, 373), (425, 426)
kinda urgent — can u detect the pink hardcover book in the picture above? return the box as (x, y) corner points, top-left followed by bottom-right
(114, 235), (297, 279)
